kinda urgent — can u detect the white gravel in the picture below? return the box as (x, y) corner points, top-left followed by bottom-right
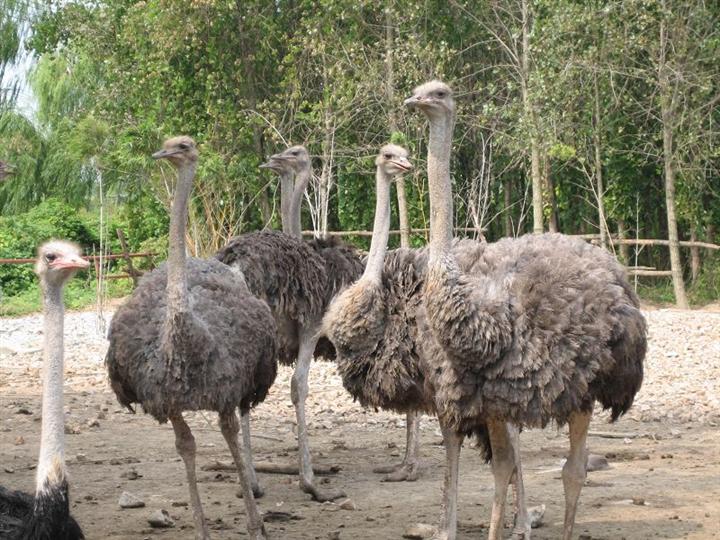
(1, 307), (719, 426)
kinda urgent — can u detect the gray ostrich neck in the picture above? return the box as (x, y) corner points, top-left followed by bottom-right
(279, 170), (295, 236)
(167, 161), (196, 315)
(427, 114), (455, 262)
(289, 165), (311, 239)
(36, 281), (66, 492)
(362, 167), (392, 282)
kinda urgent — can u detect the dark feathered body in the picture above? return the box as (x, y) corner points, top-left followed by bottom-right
(421, 233), (646, 434)
(0, 480), (84, 540)
(214, 231), (363, 364)
(325, 247), (433, 415)
(106, 257), (277, 423)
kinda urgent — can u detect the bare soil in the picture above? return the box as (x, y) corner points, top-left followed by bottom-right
(1, 307), (719, 540)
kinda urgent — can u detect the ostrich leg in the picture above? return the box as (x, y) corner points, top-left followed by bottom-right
(238, 411), (264, 498)
(374, 411), (421, 482)
(562, 411), (591, 540)
(170, 415), (210, 540)
(431, 421), (462, 540)
(487, 420), (530, 540)
(219, 411), (266, 540)
(292, 331), (345, 502)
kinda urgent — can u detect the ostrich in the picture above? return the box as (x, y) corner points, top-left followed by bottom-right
(105, 137), (277, 540)
(406, 80), (647, 540)
(215, 148), (362, 502)
(262, 145), (422, 481)
(0, 240), (87, 540)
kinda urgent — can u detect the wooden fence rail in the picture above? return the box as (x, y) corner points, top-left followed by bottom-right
(0, 252), (156, 264)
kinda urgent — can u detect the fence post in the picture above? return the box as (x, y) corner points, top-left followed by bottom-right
(116, 229), (139, 287)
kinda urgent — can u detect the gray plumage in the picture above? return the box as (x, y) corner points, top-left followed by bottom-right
(421, 232), (646, 433)
(105, 136), (275, 539)
(214, 231), (363, 365)
(326, 247), (432, 415)
(106, 257), (277, 421)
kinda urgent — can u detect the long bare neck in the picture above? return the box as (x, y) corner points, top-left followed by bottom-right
(362, 168), (392, 283)
(279, 170), (294, 235)
(289, 165), (311, 240)
(166, 161), (196, 315)
(427, 114), (455, 262)
(36, 281), (66, 492)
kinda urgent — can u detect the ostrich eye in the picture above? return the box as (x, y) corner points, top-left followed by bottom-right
(436, 91), (446, 98)
(45, 253), (57, 262)
(384, 153), (392, 160)
(178, 143), (189, 150)
(291, 151), (299, 156)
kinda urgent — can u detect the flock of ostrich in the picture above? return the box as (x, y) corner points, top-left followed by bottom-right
(0, 81), (647, 540)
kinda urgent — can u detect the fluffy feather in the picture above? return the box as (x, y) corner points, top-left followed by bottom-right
(106, 257), (277, 422)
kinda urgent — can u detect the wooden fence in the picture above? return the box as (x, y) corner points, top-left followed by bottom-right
(302, 228), (720, 278)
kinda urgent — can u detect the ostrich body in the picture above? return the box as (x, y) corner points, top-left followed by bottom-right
(106, 137), (277, 540)
(214, 146), (362, 502)
(407, 81), (647, 540)
(323, 146), (437, 417)
(264, 145), (424, 481)
(0, 241), (87, 540)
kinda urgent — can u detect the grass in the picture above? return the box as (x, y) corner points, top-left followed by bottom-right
(0, 278), (133, 317)
(635, 256), (720, 307)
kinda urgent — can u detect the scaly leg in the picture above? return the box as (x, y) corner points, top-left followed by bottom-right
(292, 332), (345, 502)
(562, 412), (592, 540)
(431, 421), (462, 540)
(487, 419), (524, 540)
(507, 424), (531, 539)
(374, 411), (422, 482)
(219, 411), (266, 540)
(237, 410), (264, 498)
(170, 414), (210, 540)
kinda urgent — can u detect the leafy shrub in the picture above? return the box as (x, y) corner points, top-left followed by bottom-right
(0, 198), (97, 296)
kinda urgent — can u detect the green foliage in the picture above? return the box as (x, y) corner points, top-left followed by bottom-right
(0, 0), (717, 306)
(0, 198), (97, 296)
(0, 278), (132, 317)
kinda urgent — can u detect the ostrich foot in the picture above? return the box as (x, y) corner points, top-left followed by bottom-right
(373, 457), (421, 481)
(301, 481), (346, 503)
(375, 461), (420, 482)
(236, 484), (265, 499)
(247, 524), (267, 540)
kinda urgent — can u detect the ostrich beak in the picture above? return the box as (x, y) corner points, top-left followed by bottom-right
(50, 254), (90, 270)
(152, 148), (181, 160)
(259, 158), (283, 171)
(404, 95), (422, 107)
(392, 158), (413, 172)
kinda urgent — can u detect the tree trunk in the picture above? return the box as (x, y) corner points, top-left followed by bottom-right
(593, 73), (607, 249)
(706, 223), (716, 254)
(235, 1), (271, 226)
(385, 4), (410, 249)
(659, 15), (689, 309)
(689, 229), (700, 283)
(617, 218), (630, 264)
(544, 157), (558, 233)
(503, 177), (513, 237)
(520, 0), (543, 234)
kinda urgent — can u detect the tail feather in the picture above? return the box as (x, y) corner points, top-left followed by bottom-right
(593, 304), (647, 422)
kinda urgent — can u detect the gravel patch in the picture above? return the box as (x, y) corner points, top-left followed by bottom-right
(1, 307), (718, 425)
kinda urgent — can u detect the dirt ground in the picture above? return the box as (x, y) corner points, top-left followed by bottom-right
(1, 307), (719, 539)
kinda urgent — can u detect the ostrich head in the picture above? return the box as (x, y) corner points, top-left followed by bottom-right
(260, 145), (310, 175)
(375, 144), (412, 177)
(404, 80), (455, 120)
(152, 136), (198, 167)
(35, 240), (90, 287)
